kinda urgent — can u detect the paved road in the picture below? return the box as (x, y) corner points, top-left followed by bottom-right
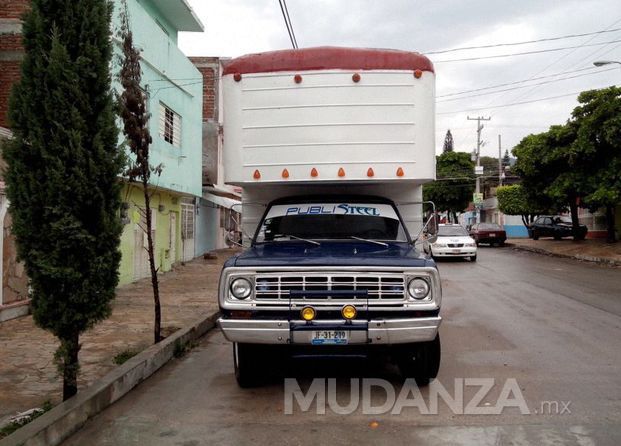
(64, 247), (621, 445)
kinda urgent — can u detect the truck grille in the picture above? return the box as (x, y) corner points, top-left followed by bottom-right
(447, 243), (464, 248)
(254, 273), (406, 301)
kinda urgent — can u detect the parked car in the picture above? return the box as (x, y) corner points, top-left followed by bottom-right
(470, 223), (507, 246)
(530, 215), (588, 240)
(431, 224), (477, 261)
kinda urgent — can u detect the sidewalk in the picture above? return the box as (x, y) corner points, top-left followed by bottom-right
(509, 238), (621, 266)
(0, 249), (238, 423)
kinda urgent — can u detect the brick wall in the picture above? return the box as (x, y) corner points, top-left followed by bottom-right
(0, 0), (29, 128)
(190, 57), (219, 122)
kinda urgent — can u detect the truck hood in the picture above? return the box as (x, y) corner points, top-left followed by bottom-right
(230, 241), (434, 268)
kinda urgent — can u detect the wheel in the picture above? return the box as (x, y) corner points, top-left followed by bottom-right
(397, 335), (441, 387)
(532, 230), (539, 240)
(498, 241), (505, 247)
(233, 343), (264, 388)
(554, 232), (562, 240)
(470, 255), (477, 262)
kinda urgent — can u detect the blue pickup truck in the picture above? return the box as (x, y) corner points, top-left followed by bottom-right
(218, 195), (442, 387)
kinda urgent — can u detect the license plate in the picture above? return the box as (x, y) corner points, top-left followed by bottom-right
(452, 249), (461, 253)
(312, 330), (348, 345)
(489, 233), (496, 237)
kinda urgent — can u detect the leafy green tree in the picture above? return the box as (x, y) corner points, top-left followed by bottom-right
(424, 151), (475, 222)
(442, 129), (454, 153)
(496, 185), (547, 227)
(4, 0), (123, 400)
(571, 86), (621, 242)
(117, 2), (163, 343)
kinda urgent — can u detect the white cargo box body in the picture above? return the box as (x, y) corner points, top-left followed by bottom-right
(222, 47), (436, 185)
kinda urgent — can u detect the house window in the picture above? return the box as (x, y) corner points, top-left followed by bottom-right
(159, 102), (181, 147)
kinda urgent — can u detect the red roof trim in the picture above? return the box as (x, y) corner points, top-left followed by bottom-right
(222, 46), (434, 75)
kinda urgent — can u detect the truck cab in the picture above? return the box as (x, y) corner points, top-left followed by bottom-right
(216, 47), (441, 387)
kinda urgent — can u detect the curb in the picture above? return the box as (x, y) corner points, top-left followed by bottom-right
(0, 311), (219, 446)
(511, 244), (621, 267)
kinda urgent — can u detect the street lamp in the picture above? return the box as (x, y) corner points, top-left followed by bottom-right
(593, 60), (621, 67)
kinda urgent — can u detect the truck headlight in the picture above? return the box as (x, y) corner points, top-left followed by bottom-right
(408, 278), (430, 299)
(230, 277), (252, 299)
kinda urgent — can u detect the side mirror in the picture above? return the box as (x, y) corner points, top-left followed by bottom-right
(423, 214), (438, 244)
(226, 230), (242, 247)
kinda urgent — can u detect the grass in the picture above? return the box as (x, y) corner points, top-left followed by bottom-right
(112, 348), (139, 365)
(0, 401), (53, 439)
(173, 339), (199, 358)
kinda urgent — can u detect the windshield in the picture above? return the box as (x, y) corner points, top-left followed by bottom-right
(438, 225), (468, 236)
(478, 223), (502, 230)
(255, 202), (408, 243)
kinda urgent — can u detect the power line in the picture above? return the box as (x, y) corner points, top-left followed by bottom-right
(425, 27), (621, 55)
(436, 67), (616, 103)
(486, 16), (621, 114)
(436, 66), (600, 98)
(278, 0), (298, 49)
(437, 91), (586, 116)
(433, 38), (621, 63)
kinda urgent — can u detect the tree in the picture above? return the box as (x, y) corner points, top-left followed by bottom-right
(442, 129), (454, 153)
(496, 185), (546, 228)
(117, 3), (163, 342)
(512, 129), (572, 231)
(570, 86), (621, 242)
(502, 149), (511, 167)
(4, 0), (123, 400)
(424, 151), (475, 222)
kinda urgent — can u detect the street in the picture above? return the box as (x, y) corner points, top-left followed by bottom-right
(63, 248), (621, 445)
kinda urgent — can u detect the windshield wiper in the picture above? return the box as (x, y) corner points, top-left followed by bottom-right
(273, 234), (321, 246)
(349, 236), (389, 247)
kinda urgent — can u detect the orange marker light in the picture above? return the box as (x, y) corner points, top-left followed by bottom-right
(234, 73), (242, 82)
(414, 70), (422, 79)
(311, 168), (318, 177)
(294, 74), (303, 83)
(396, 167), (404, 177)
(367, 167), (374, 177)
(282, 168), (290, 178)
(338, 167), (346, 177)
(352, 73), (361, 83)
(253, 169), (261, 179)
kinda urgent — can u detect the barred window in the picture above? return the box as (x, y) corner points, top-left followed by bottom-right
(159, 102), (181, 147)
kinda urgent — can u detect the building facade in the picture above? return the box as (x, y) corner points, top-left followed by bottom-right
(113, 0), (204, 283)
(0, 0), (204, 312)
(191, 56), (241, 255)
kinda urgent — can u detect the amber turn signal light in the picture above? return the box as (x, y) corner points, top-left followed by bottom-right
(301, 306), (316, 321)
(341, 305), (357, 320)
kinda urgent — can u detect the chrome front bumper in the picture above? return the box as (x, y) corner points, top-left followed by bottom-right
(218, 316), (441, 345)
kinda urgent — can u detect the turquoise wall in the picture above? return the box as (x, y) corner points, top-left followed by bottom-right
(111, 0), (203, 198)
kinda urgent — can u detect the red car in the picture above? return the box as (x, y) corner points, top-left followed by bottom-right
(469, 223), (507, 246)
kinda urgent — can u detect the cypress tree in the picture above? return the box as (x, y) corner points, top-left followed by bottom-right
(4, 0), (124, 400)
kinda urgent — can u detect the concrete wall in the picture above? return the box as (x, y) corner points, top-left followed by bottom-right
(194, 199), (221, 255)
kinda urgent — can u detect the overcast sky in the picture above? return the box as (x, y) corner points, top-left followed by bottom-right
(179, 0), (621, 158)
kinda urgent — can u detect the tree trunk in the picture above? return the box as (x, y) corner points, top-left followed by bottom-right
(143, 179), (161, 343)
(605, 205), (616, 243)
(569, 200), (580, 241)
(61, 331), (80, 401)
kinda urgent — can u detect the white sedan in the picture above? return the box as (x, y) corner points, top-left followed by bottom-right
(430, 224), (477, 261)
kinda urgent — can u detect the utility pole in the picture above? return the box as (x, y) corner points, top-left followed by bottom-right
(498, 134), (502, 187)
(467, 116), (490, 224)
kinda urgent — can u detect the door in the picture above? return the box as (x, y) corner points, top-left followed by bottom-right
(181, 203), (195, 261)
(169, 212), (177, 264)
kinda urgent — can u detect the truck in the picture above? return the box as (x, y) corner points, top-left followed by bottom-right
(217, 46), (441, 387)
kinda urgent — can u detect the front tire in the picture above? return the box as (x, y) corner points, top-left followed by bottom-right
(532, 230), (539, 240)
(470, 254), (477, 262)
(234, 343), (264, 388)
(397, 335), (441, 387)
